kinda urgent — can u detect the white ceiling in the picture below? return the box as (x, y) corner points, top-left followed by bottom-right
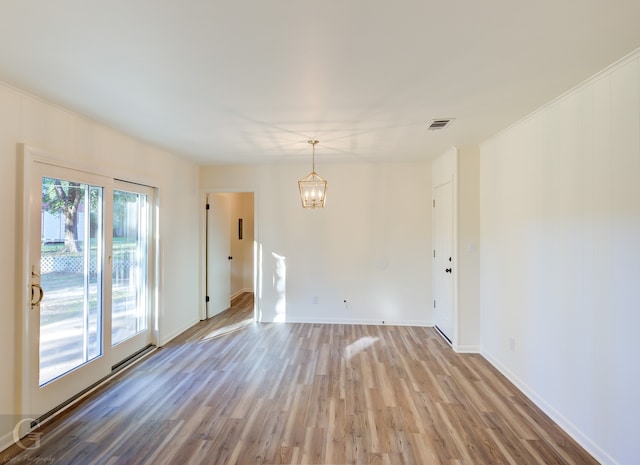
(1, 0), (639, 165)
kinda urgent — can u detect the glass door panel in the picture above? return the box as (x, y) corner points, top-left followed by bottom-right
(39, 178), (104, 385)
(112, 189), (149, 345)
(110, 181), (153, 366)
(28, 161), (112, 417)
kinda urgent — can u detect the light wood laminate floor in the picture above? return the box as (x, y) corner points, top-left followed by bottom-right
(1, 293), (598, 464)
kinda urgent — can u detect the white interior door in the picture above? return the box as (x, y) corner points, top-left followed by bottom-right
(433, 181), (454, 343)
(207, 193), (231, 318)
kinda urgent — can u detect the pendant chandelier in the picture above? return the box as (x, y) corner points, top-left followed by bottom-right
(298, 139), (328, 208)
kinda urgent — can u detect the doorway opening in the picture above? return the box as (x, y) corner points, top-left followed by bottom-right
(204, 192), (256, 324)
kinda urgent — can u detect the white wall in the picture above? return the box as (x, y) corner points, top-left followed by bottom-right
(200, 162), (433, 325)
(240, 192), (255, 292)
(480, 53), (640, 465)
(0, 83), (200, 449)
(228, 192), (254, 297)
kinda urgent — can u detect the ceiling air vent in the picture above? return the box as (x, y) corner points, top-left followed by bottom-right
(428, 118), (454, 130)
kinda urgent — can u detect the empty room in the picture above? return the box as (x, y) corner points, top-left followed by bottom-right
(0, 1), (639, 464)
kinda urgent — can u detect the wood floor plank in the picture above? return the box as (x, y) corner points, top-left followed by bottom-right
(0, 292), (600, 465)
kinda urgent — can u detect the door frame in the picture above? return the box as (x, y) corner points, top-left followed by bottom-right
(17, 144), (160, 429)
(199, 189), (258, 322)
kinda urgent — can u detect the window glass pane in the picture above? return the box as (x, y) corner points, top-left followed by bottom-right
(39, 177), (103, 385)
(112, 190), (148, 345)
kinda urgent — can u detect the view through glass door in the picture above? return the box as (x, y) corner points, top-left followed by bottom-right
(29, 164), (111, 415)
(27, 160), (154, 418)
(39, 176), (104, 386)
(110, 182), (153, 365)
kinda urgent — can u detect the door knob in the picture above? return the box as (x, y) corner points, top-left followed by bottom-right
(445, 268), (452, 273)
(228, 256), (233, 260)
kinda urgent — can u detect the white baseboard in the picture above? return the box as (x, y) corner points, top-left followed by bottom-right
(281, 317), (433, 327)
(0, 430), (14, 455)
(481, 349), (619, 465)
(230, 288), (252, 300)
(158, 318), (200, 346)
(454, 344), (481, 354)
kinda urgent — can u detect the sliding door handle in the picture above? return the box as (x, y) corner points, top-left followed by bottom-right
(31, 283), (44, 306)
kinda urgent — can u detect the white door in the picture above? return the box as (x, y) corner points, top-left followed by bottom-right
(28, 163), (112, 416)
(433, 181), (454, 343)
(206, 193), (231, 318)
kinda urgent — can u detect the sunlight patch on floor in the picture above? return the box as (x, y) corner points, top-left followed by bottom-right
(345, 336), (379, 360)
(201, 317), (255, 340)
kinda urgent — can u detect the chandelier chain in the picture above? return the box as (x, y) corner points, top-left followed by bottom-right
(309, 139), (318, 173)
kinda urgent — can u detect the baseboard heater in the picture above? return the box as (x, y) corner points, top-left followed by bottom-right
(112, 344), (156, 372)
(31, 344), (156, 428)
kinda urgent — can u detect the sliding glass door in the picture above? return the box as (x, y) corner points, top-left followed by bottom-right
(27, 160), (154, 417)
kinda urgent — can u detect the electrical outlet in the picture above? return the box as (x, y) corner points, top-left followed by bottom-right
(509, 337), (516, 352)
(312, 296), (318, 305)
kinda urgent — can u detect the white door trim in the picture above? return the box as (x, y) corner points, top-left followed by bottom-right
(199, 189), (258, 322)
